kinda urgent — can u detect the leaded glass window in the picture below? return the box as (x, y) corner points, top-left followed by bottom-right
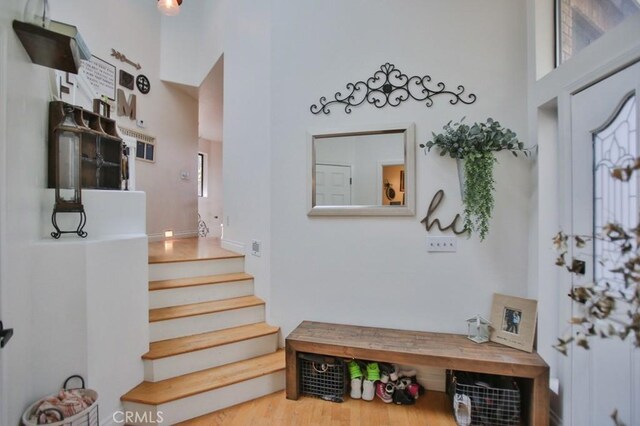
(593, 93), (637, 288)
(557, 0), (640, 64)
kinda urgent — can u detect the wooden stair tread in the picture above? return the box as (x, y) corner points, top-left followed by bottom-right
(122, 350), (285, 405)
(149, 296), (264, 323)
(149, 272), (253, 291)
(148, 238), (244, 264)
(143, 323), (279, 360)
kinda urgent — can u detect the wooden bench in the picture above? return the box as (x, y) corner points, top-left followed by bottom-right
(285, 321), (549, 426)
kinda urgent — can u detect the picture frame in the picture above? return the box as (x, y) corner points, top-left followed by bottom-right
(79, 55), (117, 100)
(489, 293), (538, 352)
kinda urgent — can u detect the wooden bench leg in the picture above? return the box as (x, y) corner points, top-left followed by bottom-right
(529, 371), (550, 425)
(285, 342), (299, 400)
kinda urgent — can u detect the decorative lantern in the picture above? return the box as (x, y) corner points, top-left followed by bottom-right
(51, 104), (87, 239)
(466, 314), (491, 344)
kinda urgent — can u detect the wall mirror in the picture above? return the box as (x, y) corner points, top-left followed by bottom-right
(308, 123), (415, 216)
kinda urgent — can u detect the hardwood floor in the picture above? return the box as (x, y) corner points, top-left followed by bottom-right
(148, 237), (241, 264)
(177, 390), (457, 426)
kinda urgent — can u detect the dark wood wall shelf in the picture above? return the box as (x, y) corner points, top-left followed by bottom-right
(48, 101), (123, 190)
(13, 20), (90, 74)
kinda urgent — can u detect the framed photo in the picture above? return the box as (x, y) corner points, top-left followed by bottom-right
(489, 293), (538, 352)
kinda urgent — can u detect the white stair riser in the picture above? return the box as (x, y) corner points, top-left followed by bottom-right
(150, 306), (265, 342)
(144, 333), (278, 381)
(149, 280), (254, 309)
(149, 257), (245, 281)
(123, 371), (285, 425)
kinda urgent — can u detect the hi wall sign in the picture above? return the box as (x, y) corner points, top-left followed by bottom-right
(420, 190), (466, 235)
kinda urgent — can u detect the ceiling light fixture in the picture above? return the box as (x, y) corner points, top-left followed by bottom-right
(157, 0), (182, 16)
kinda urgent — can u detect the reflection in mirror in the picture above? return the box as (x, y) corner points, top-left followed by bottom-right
(308, 123), (415, 216)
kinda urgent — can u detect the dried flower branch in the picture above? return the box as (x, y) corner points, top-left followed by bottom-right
(553, 163), (640, 356)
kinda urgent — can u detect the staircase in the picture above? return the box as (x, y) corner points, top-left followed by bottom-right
(122, 248), (285, 425)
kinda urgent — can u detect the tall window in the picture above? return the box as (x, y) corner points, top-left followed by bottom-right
(557, 0), (639, 64)
(198, 153), (205, 197)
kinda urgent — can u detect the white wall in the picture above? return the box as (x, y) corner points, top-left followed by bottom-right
(198, 138), (223, 238)
(51, 0), (200, 238)
(0, 1), (160, 423)
(0, 1), (54, 422)
(160, 0), (225, 88)
(269, 0), (531, 341)
(160, 0), (532, 367)
(218, 1), (273, 306)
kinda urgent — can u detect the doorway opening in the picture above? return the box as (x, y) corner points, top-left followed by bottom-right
(380, 163), (405, 206)
(197, 55), (224, 238)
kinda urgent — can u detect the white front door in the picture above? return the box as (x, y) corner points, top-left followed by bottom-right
(315, 164), (351, 206)
(570, 61), (640, 426)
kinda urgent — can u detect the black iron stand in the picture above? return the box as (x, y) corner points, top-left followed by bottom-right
(51, 208), (88, 239)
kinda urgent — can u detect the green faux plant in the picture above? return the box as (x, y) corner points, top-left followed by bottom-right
(420, 118), (529, 240)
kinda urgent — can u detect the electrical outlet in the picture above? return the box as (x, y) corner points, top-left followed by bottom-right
(426, 236), (457, 252)
(251, 239), (261, 257)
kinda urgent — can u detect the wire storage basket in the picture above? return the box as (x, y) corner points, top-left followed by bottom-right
(299, 353), (346, 402)
(446, 370), (520, 426)
(22, 375), (98, 426)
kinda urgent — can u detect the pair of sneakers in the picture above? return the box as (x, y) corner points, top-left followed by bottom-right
(375, 364), (422, 404)
(348, 360), (380, 401)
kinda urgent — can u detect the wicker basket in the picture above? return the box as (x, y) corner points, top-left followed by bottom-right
(22, 375), (99, 426)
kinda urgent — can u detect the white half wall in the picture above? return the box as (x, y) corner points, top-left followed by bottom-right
(29, 233), (148, 426)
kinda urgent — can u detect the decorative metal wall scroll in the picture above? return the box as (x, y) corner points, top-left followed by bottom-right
(310, 63), (477, 115)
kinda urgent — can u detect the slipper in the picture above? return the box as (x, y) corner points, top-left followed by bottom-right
(454, 393), (472, 426)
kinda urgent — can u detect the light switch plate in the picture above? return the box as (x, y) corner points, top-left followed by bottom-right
(426, 236), (457, 252)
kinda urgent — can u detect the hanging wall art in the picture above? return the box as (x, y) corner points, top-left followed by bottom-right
(310, 63), (477, 115)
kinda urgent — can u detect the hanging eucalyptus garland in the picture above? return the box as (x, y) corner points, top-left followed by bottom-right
(420, 118), (530, 240)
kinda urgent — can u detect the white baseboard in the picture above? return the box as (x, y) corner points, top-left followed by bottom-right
(148, 230), (198, 242)
(221, 238), (245, 254)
